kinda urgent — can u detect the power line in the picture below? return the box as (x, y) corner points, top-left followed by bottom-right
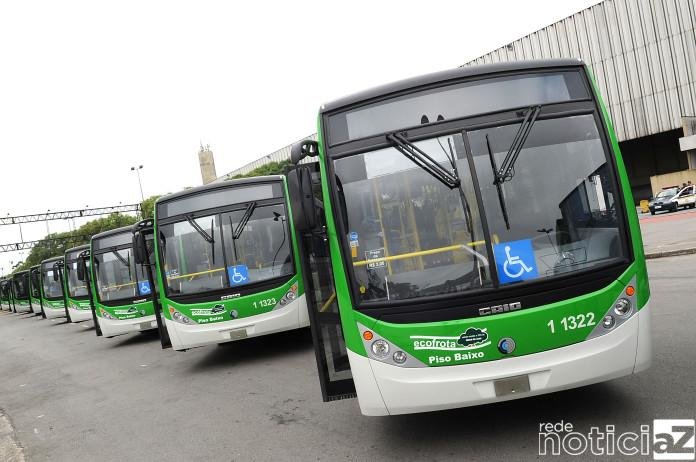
(0, 235), (91, 253)
(1, 204), (140, 225)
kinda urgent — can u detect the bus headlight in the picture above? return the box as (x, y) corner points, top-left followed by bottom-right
(169, 307), (196, 325)
(100, 308), (116, 320)
(275, 283), (299, 309)
(613, 298), (631, 316)
(371, 339), (389, 357)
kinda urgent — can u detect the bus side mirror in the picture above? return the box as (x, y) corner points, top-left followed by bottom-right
(133, 232), (147, 265)
(53, 270), (59, 282)
(287, 166), (317, 232)
(76, 260), (86, 281)
(290, 140), (319, 165)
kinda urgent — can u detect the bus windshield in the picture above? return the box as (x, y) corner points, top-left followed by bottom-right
(66, 251), (89, 298)
(14, 273), (30, 299)
(30, 270), (41, 298)
(333, 114), (626, 304)
(159, 202), (293, 296)
(93, 248), (147, 302)
(41, 264), (64, 299)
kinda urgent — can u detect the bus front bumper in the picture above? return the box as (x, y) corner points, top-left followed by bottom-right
(44, 306), (66, 319)
(350, 302), (652, 416)
(67, 306), (93, 323)
(99, 315), (157, 338)
(165, 295), (308, 351)
(15, 304), (32, 314)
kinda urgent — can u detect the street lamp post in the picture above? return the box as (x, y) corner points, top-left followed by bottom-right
(130, 165), (145, 203)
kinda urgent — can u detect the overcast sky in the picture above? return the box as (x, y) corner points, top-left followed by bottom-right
(0, 0), (601, 273)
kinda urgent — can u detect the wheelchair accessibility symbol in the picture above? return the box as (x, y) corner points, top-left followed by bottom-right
(138, 280), (151, 295)
(227, 265), (249, 286)
(493, 239), (538, 284)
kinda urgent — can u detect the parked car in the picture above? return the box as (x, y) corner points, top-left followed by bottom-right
(649, 187), (679, 214)
(674, 185), (696, 210)
(648, 185), (696, 214)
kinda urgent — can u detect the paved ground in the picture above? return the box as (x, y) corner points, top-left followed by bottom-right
(638, 207), (696, 257)
(0, 255), (694, 461)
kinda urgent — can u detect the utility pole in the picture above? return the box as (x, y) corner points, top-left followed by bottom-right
(131, 165), (145, 202)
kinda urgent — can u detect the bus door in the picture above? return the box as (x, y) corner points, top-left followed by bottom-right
(78, 249), (102, 336)
(133, 219), (171, 349)
(287, 154), (356, 401)
(53, 260), (70, 321)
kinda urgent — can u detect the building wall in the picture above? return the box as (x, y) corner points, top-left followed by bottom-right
(464, 0), (696, 143)
(215, 134), (317, 181)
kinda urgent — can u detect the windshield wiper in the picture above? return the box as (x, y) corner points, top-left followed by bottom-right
(494, 105), (541, 184)
(186, 215), (214, 244)
(185, 215), (216, 264)
(233, 202), (256, 239)
(111, 250), (130, 268)
(387, 132), (460, 189)
(486, 134), (511, 230)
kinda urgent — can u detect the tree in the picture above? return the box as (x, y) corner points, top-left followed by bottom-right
(12, 213), (138, 273)
(140, 195), (161, 219)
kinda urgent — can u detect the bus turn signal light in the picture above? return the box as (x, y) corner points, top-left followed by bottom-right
(363, 331), (373, 341)
(626, 286), (635, 296)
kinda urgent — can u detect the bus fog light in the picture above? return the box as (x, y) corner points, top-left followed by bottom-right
(100, 308), (116, 320)
(614, 298), (631, 316)
(286, 291), (296, 301)
(602, 315), (615, 329)
(371, 339), (389, 357)
(169, 307), (196, 325)
(392, 351), (407, 364)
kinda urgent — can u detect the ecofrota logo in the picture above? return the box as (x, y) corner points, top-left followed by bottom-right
(538, 419), (695, 459)
(457, 327), (488, 347)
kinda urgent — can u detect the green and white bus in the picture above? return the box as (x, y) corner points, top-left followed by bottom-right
(29, 265), (44, 316)
(64, 245), (94, 323)
(40, 256), (68, 319)
(12, 270), (32, 313)
(90, 226), (157, 338)
(0, 278), (13, 311)
(132, 175), (308, 350)
(288, 59), (651, 415)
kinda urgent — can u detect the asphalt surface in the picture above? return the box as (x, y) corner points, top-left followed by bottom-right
(639, 207), (696, 257)
(0, 255), (695, 461)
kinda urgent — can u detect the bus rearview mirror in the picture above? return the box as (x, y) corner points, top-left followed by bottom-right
(287, 166), (317, 232)
(76, 260), (86, 281)
(133, 232), (147, 265)
(290, 140), (319, 165)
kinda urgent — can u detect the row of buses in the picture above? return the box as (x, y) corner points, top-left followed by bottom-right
(0, 59), (652, 416)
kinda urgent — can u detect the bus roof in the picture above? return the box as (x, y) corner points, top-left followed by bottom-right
(91, 224), (135, 241)
(321, 58), (584, 114)
(156, 175), (285, 206)
(65, 244), (89, 254)
(40, 256), (64, 265)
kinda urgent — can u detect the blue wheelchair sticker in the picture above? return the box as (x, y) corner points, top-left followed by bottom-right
(493, 239), (538, 284)
(227, 265), (249, 286)
(138, 280), (151, 295)
(349, 231), (359, 241)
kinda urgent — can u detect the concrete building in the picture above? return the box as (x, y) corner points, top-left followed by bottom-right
(466, 0), (696, 200)
(219, 0), (696, 200)
(215, 134), (316, 181)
